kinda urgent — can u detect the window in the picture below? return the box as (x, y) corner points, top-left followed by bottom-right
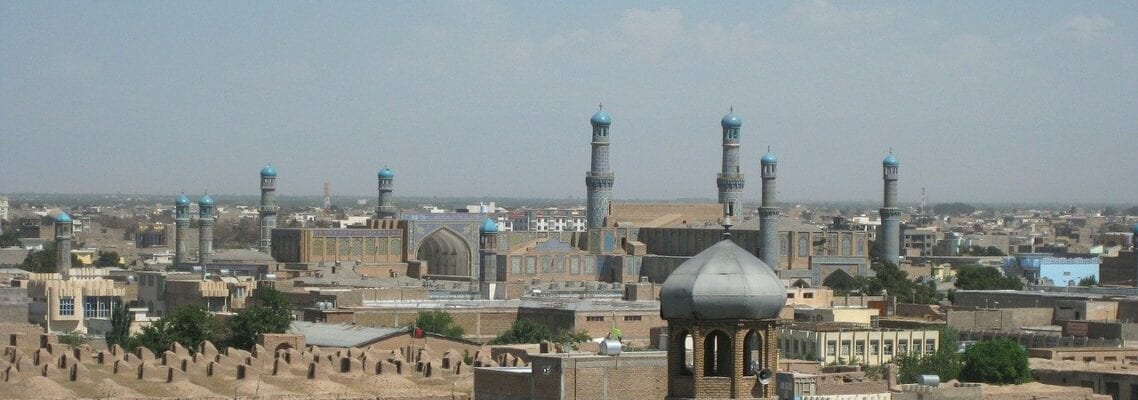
(744, 330), (762, 376)
(841, 340), (850, 357)
(803, 292), (814, 299)
(926, 339), (936, 353)
(884, 340), (893, 355)
(704, 331), (732, 376)
(856, 340), (865, 356)
(826, 341), (836, 356)
(898, 340), (908, 355)
(870, 340), (879, 355)
(586, 316), (604, 322)
(787, 293), (795, 299)
(623, 315), (641, 321)
(59, 297), (74, 316)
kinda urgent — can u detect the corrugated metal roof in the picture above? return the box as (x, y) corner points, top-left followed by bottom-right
(289, 321), (407, 348)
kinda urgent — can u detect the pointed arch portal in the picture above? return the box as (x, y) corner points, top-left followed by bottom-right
(417, 228), (473, 277)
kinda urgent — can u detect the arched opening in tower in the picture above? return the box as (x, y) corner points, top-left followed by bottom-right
(703, 330), (732, 377)
(743, 329), (763, 376)
(416, 228), (472, 277)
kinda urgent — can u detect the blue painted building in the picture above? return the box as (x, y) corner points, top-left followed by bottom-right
(1005, 253), (1100, 286)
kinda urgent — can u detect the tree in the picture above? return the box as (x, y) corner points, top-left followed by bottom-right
(105, 302), (134, 351)
(959, 338), (1031, 384)
(491, 319), (589, 346)
(95, 251), (121, 267)
(954, 266), (1023, 291)
(413, 311), (465, 339)
(0, 230), (21, 247)
(20, 242), (82, 273)
(224, 286), (293, 350)
(896, 327), (960, 383)
(135, 305), (223, 355)
(1078, 275), (1098, 287)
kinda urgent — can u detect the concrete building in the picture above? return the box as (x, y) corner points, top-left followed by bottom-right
(137, 271), (257, 317)
(778, 322), (940, 366)
(1006, 253), (1100, 286)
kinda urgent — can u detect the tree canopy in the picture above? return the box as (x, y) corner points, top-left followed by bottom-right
(95, 251), (121, 267)
(413, 311), (464, 339)
(840, 261), (942, 304)
(134, 305), (223, 355)
(896, 327), (960, 383)
(959, 338), (1031, 384)
(491, 319), (589, 345)
(954, 266), (1023, 291)
(224, 286), (293, 350)
(20, 242), (82, 273)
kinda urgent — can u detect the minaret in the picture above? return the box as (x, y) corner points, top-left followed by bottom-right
(880, 152), (901, 265)
(55, 212), (73, 278)
(198, 194), (215, 264)
(759, 149), (780, 269)
(258, 165), (278, 253)
(376, 166), (396, 218)
(478, 218), (499, 299)
(174, 194), (191, 264)
(586, 105), (614, 229)
(717, 108), (744, 216)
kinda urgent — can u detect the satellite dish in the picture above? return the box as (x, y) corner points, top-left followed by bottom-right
(758, 368), (774, 385)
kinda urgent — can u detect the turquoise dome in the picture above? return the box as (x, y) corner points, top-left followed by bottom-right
(1131, 223), (1138, 234)
(175, 194), (191, 206)
(761, 151), (777, 165)
(590, 109), (611, 126)
(721, 112), (742, 128)
(378, 167), (395, 179)
(55, 212), (72, 224)
(883, 153), (899, 167)
(199, 194), (215, 206)
(480, 218), (499, 234)
(260, 165), (277, 177)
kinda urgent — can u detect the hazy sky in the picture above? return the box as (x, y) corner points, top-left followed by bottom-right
(2, 1), (1136, 204)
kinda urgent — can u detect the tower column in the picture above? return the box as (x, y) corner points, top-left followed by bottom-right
(880, 153), (901, 265)
(199, 195), (215, 264)
(759, 150), (779, 270)
(586, 105), (614, 229)
(377, 167), (396, 219)
(174, 194), (190, 265)
(259, 165), (278, 253)
(717, 110), (744, 215)
(54, 213), (73, 278)
(479, 218), (499, 299)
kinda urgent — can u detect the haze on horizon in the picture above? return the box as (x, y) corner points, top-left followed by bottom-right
(2, 1), (1136, 204)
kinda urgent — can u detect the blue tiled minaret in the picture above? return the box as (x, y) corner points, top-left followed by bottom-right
(880, 152), (901, 265)
(479, 218), (499, 299)
(259, 165), (278, 253)
(174, 194), (190, 264)
(717, 109), (744, 216)
(759, 149), (780, 269)
(377, 167), (396, 219)
(199, 194), (215, 264)
(586, 105), (614, 229)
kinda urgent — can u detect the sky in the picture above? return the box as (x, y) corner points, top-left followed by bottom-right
(2, 1), (1136, 204)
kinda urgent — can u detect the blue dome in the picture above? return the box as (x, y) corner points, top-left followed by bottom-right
(1131, 223), (1138, 234)
(55, 212), (72, 224)
(721, 112), (742, 128)
(590, 109), (611, 126)
(480, 218), (499, 234)
(260, 165), (276, 177)
(199, 194), (215, 206)
(378, 167), (395, 179)
(883, 153), (899, 167)
(761, 152), (777, 165)
(175, 194), (191, 206)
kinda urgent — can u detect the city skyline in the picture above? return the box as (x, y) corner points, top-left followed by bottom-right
(2, 2), (1136, 203)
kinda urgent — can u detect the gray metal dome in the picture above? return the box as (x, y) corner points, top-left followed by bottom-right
(660, 239), (786, 320)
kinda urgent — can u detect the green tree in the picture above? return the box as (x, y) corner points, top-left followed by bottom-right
(1078, 275), (1098, 287)
(95, 251), (121, 267)
(0, 230), (21, 247)
(20, 242), (82, 273)
(954, 266), (1023, 291)
(413, 311), (465, 339)
(490, 319), (589, 346)
(105, 302), (134, 351)
(865, 261), (943, 304)
(57, 331), (88, 348)
(135, 305), (223, 355)
(896, 327), (960, 383)
(224, 286), (293, 350)
(959, 338), (1031, 384)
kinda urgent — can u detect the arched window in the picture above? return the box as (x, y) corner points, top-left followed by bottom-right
(743, 330), (762, 376)
(703, 330), (732, 377)
(677, 331), (693, 376)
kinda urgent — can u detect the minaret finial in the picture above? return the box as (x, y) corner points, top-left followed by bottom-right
(598, 102), (603, 111)
(729, 105), (734, 113)
(889, 147), (893, 154)
(767, 145), (771, 152)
